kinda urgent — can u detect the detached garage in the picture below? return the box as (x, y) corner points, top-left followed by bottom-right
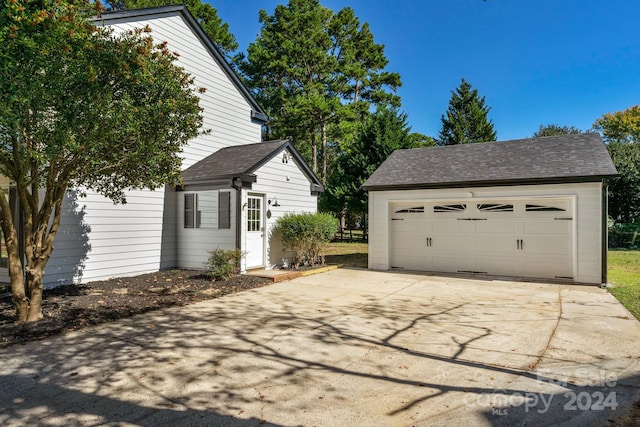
(362, 134), (618, 285)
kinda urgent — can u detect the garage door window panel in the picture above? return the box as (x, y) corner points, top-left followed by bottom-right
(433, 204), (466, 213)
(526, 204), (566, 212)
(477, 203), (514, 212)
(394, 206), (425, 213)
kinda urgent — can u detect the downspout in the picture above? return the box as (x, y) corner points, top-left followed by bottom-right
(601, 180), (609, 285)
(232, 177), (243, 252)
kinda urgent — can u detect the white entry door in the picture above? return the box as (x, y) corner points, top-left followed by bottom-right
(245, 194), (265, 268)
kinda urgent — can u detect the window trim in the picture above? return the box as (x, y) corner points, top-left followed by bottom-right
(184, 193), (201, 229)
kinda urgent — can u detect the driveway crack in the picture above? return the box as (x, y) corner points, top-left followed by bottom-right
(530, 286), (563, 371)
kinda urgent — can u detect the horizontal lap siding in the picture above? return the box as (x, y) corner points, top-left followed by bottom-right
(368, 183), (603, 284)
(45, 189), (166, 286)
(177, 190), (236, 270)
(107, 14), (262, 169)
(44, 12), (263, 285)
(249, 152), (318, 269)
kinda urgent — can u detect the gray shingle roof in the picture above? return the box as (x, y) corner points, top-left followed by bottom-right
(362, 133), (618, 191)
(181, 140), (322, 187)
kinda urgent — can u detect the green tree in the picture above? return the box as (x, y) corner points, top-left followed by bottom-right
(0, 0), (203, 322)
(594, 105), (640, 144)
(105, 0), (238, 57)
(532, 124), (582, 137)
(438, 78), (497, 145)
(593, 105), (640, 223)
(323, 107), (433, 224)
(240, 0), (400, 183)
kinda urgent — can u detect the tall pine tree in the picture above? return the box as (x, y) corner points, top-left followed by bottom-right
(438, 78), (497, 146)
(240, 0), (400, 183)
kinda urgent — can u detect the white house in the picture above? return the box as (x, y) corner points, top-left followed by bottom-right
(0, 6), (321, 287)
(362, 134), (617, 285)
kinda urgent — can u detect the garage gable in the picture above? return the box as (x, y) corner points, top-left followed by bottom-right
(364, 134), (618, 285)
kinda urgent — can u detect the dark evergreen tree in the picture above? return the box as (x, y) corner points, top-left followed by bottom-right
(322, 107), (433, 223)
(438, 78), (497, 145)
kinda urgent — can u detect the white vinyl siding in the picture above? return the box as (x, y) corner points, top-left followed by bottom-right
(105, 12), (262, 169)
(45, 189), (167, 286)
(41, 12), (264, 285)
(369, 182), (603, 284)
(177, 190), (236, 270)
(245, 150), (319, 270)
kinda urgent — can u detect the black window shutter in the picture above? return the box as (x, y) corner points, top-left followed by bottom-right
(184, 193), (194, 228)
(218, 191), (231, 229)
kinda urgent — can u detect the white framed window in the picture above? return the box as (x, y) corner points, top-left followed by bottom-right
(184, 193), (201, 228)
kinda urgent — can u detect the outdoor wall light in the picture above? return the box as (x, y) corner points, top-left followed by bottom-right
(269, 198), (281, 207)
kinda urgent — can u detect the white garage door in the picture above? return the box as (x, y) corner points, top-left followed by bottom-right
(389, 199), (573, 280)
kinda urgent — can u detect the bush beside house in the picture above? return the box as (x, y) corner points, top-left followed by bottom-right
(273, 213), (338, 268)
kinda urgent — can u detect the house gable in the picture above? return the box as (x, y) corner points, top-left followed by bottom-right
(180, 140), (323, 194)
(96, 6), (266, 169)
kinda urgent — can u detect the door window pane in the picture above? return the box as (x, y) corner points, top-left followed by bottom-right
(247, 197), (261, 232)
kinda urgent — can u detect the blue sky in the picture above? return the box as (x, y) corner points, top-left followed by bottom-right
(211, 0), (640, 141)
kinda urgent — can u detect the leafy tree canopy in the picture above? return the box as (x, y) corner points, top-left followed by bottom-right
(532, 124), (582, 138)
(593, 105), (640, 144)
(105, 0), (238, 57)
(240, 0), (401, 182)
(0, 0), (203, 322)
(438, 78), (497, 146)
(593, 105), (640, 223)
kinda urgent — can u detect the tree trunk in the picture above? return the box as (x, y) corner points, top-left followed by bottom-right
(24, 265), (44, 322)
(10, 255), (28, 323)
(0, 188), (29, 322)
(321, 123), (328, 185)
(311, 131), (318, 174)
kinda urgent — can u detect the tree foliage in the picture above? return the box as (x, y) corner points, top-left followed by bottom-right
(323, 107), (434, 221)
(532, 124), (582, 138)
(105, 0), (239, 57)
(438, 78), (497, 145)
(0, 0), (203, 322)
(593, 105), (640, 144)
(240, 0), (401, 183)
(593, 105), (640, 223)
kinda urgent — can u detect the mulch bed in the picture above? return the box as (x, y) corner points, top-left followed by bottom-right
(0, 270), (270, 348)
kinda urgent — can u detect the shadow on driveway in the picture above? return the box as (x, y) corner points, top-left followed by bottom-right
(1, 269), (639, 426)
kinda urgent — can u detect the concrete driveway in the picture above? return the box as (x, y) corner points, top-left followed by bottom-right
(1, 269), (639, 426)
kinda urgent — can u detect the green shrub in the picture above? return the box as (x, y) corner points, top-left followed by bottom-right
(273, 212), (338, 268)
(207, 248), (243, 280)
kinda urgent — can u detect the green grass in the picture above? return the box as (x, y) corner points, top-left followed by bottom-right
(324, 242), (368, 268)
(608, 249), (640, 319)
